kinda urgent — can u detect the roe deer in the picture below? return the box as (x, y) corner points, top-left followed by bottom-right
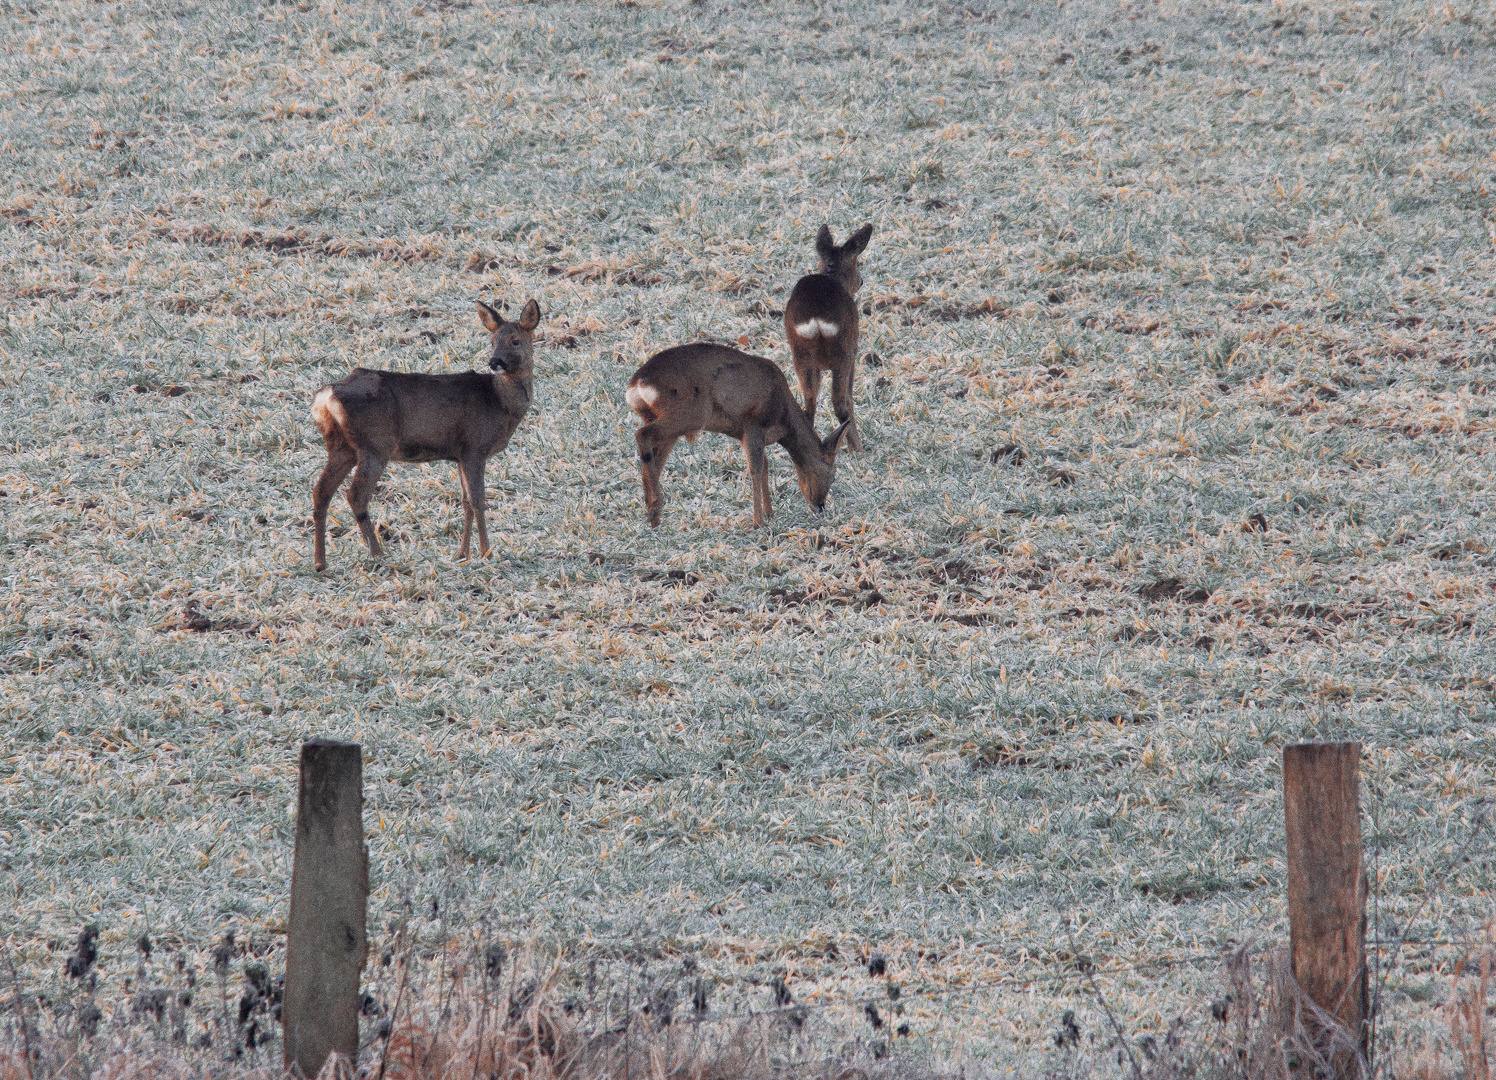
(625, 343), (851, 528)
(784, 223), (873, 452)
(310, 298), (541, 571)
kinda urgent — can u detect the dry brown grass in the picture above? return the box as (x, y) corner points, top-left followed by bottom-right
(371, 979), (787, 1080)
(357, 949), (903, 1080)
(4, 931), (1495, 1080)
(1220, 936), (1496, 1080)
(1444, 947), (1494, 1080)
(1398, 930), (1495, 1080)
(0, 949), (897, 1080)
(1216, 948), (1368, 1080)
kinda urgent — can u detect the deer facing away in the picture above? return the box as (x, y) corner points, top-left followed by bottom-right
(310, 298), (541, 571)
(784, 223), (873, 452)
(625, 343), (850, 528)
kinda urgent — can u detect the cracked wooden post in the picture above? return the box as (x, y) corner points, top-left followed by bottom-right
(284, 739), (368, 1078)
(1284, 741), (1367, 1074)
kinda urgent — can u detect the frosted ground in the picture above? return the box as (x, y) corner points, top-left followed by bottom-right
(2, 0), (1495, 1067)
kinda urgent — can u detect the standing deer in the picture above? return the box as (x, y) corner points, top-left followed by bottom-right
(625, 343), (851, 528)
(310, 298), (541, 571)
(784, 223), (873, 452)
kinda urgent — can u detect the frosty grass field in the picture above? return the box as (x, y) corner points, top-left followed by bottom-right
(3, 0), (1496, 1067)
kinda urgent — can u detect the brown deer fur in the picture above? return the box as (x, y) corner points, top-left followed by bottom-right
(626, 343), (850, 528)
(310, 299), (541, 570)
(783, 223), (873, 451)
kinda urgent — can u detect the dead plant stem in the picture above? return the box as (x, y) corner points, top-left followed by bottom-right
(1066, 923), (1142, 1080)
(5, 951), (36, 1080)
(377, 942), (411, 1080)
(1371, 803), (1491, 1036)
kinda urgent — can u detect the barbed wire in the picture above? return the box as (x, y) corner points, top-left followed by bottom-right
(5, 804), (1492, 1063)
(388, 948), (1250, 1033)
(481, 929), (1496, 1034)
(5, 926), (1488, 1040)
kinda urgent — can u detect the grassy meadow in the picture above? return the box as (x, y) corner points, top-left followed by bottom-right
(3, 0), (1496, 1068)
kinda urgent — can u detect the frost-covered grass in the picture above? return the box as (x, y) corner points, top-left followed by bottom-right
(2, 0), (1496, 1069)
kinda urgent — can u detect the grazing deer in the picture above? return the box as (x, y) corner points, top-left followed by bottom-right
(310, 298), (541, 571)
(625, 343), (851, 528)
(784, 223), (873, 452)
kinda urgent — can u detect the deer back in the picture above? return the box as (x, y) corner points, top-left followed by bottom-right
(315, 298), (539, 464)
(627, 344), (803, 439)
(784, 224), (872, 361)
(321, 369), (527, 463)
(784, 274), (858, 345)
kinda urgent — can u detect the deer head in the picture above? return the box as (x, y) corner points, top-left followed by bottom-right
(477, 298), (541, 374)
(793, 420), (852, 511)
(814, 224), (874, 296)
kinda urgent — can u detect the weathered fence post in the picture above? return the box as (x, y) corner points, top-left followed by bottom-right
(1283, 741), (1367, 1070)
(283, 739), (368, 1078)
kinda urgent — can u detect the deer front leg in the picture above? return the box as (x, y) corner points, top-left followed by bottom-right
(462, 455), (491, 558)
(345, 452), (388, 559)
(742, 427), (772, 527)
(635, 424), (678, 527)
(830, 354), (862, 452)
(312, 442), (357, 571)
(455, 461), (475, 559)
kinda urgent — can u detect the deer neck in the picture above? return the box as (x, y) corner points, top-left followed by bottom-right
(493, 367), (534, 410)
(818, 263), (858, 296)
(777, 401), (825, 472)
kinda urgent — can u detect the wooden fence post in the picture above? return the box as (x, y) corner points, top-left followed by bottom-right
(283, 739), (368, 1078)
(1283, 741), (1367, 1069)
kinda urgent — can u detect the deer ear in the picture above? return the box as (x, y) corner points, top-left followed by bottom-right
(815, 224), (836, 255)
(844, 223), (873, 256)
(477, 301), (503, 333)
(822, 420), (852, 456)
(517, 298), (541, 331)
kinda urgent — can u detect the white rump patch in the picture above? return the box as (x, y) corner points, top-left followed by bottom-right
(625, 383), (660, 411)
(794, 318), (840, 339)
(311, 386), (347, 431)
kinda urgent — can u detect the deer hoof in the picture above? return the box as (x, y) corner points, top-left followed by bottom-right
(314, 559), (327, 572)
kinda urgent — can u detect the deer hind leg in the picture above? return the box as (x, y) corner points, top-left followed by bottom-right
(461, 455), (490, 559)
(795, 358), (824, 429)
(830, 349), (862, 452)
(635, 423), (679, 527)
(345, 451), (388, 559)
(312, 439), (358, 571)
(742, 427), (772, 527)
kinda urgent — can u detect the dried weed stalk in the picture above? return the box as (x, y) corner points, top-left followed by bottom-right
(1219, 948), (1368, 1080)
(1444, 944), (1493, 1080)
(3, 949), (878, 1080)
(1406, 930), (1495, 1080)
(369, 956), (826, 1080)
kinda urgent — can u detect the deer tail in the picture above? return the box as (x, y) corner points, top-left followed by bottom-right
(311, 386), (348, 439)
(792, 318), (841, 339)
